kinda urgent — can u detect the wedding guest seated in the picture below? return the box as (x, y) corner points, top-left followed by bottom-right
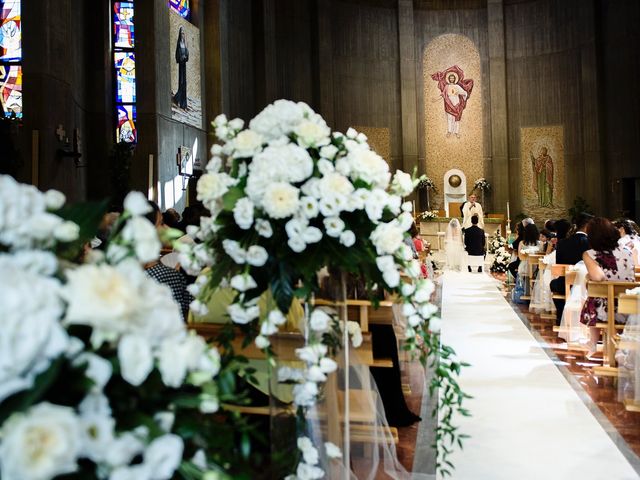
(580, 217), (635, 358)
(410, 222), (428, 278)
(464, 214), (485, 272)
(507, 223), (525, 280)
(549, 214), (593, 325)
(516, 223), (542, 295)
(615, 218), (640, 266)
(539, 228), (555, 255)
(144, 201), (192, 319)
(162, 208), (182, 230)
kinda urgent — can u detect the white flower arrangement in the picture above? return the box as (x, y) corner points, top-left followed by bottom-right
(418, 176), (437, 191)
(420, 210), (439, 221)
(181, 99), (469, 477)
(473, 177), (491, 192)
(0, 180), (227, 480)
(488, 228), (507, 254)
(490, 246), (511, 273)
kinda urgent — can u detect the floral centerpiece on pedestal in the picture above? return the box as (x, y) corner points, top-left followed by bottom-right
(0, 176), (255, 480)
(473, 177), (491, 206)
(179, 100), (469, 478)
(420, 210), (440, 221)
(418, 176), (437, 210)
(491, 246), (511, 273)
(487, 228), (507, 254)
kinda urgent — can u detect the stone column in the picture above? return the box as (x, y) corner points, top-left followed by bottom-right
(397, 0), (418, 177)
(487, 0), (509, 215)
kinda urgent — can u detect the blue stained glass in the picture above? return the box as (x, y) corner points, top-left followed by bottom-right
(114, 2), (135, 49)
(0, 0), (21, 62)
(117, 104), (136, 143)
(0, 64), (21, 118)
(168, 0), (189, 18)
(114, 51), (136, 103)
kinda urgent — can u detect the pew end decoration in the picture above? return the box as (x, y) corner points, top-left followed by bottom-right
(179, 100), (470, 478)
(0, 178), (243, 480)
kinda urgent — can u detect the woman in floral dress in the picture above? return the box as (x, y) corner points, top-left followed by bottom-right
(580, 217), (635, 357)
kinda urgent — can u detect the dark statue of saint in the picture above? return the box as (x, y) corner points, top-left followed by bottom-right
(173, 26), (189, 110)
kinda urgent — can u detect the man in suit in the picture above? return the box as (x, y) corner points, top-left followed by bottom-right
(464, 214), (485, 272)
(549, 213), (593, 325)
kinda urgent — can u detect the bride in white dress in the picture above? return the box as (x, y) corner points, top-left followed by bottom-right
(444, 218), (465, 271)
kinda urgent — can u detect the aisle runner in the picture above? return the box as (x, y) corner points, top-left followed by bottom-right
(439, 271), (639, 480)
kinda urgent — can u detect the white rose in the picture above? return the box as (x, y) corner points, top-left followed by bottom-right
(346, 321), (363, 348)
(230, 273), (257, 292)
(232, 129), (263, 158)
(123, 191), (152, 216)
(383, 269), (400, 288)
(255, 335), (270, 349)
(339, 230), (356, 247)
(233, 197), (254, 230)
(262, 182), (300, 219)
(319, 357), (338, 374)
(73, 353), (112, 391)
(408, 314), (423, 327)
(120, 216), (161, 263)
(0, 403), (81, 480)
(213, 113), (228, 127)
(144, 434), (184, 480)
(429, 316), (442, 333)
(228, 117), (244, 131)
(323, 217), (345, 238)
(319, 144), (339, 160)
(255, 219), (273, 238)
(309, 309), (331, 332)
(246, 245), (269, 266)
(401, 282), (416, 296)
(260, 321), (279, 336)
(402, 303), (417, 317)
(157, 340), (190, 388)
(293, 381), (318, 407)
(296, 462), (324, 480)
(54, 221), (80, 242)
(153, 412), (175, 434)
(118, 335), (154, 386)
(296, 344), (328, 364)
(317, 158), (334, 175)
(222, 239), (246, 264)
(103, 431), (145, 468)
(370, 221), (404, 255)
(294, 119), (331, 148)
(110, 464), (153, 480)
(297, 437), (319, 465)
(44, 189), (66, 210)
(227, 303), (260, 324)
(391, 170), (414, 196)
(325, 442), (342, 459)
(268, 309), (287, 326)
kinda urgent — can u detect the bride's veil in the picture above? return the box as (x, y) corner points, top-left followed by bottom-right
(445, 218), (461, 244)
(617, 293), (640, 408)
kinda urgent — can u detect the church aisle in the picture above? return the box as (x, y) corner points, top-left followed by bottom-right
(439, 271), (640, 480)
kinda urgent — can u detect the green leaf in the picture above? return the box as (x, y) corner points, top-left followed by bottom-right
(222, 186), (245, 211)
(55, 199), (109, 260)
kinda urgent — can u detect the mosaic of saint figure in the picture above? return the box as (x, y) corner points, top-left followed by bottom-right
(431, 65), (474, 138)
(173, 26), (189, 110)
(531, 146), (554, 207)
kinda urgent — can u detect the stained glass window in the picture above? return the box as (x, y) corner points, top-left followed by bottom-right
(113, 2), (135, 49)
(168, 0), (190, 19)
(112, 1), (136, 143)
(0, 0), (21, 119)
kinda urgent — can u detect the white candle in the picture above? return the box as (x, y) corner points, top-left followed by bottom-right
(148, 154), (154, 201)
(412, 200), (416, 217)
(506, 201), (510, 220)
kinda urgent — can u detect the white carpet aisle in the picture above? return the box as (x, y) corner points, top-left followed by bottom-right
(439, 271), (640, 480)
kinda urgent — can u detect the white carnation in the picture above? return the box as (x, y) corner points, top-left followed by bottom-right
(262, 182), (300, 219)
(230, 273), (257, 292)
(232, 129), (263, 158)
(294, 118), (331, 148)
(222, 239), (246, 264)
(339, 230), (356, 247)
(255, 219), (273, 238)
(144, 434), (184, 480)
(246, 245), (269, 266)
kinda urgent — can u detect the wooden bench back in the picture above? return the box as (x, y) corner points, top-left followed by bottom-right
(618, 294), (640, 315)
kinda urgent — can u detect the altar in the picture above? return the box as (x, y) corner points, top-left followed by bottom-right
(420, 217), (505, 250)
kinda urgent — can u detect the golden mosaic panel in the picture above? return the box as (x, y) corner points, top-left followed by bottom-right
(520, 126), (566, 222)
(423, 34), (484, 209)
(352, 126), (391, 163)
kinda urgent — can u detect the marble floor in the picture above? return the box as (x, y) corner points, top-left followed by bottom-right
(435, 271), (640, 480)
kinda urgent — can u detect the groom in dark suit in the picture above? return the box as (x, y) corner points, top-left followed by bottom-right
(549, 213), (593, 325)
(464, 215), (485, 272)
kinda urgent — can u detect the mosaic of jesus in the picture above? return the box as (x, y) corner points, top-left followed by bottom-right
(431, 65), (474, 138)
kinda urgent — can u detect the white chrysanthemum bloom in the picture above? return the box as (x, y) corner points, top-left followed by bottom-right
(339, 230), (356, 247)
(345, 145), (391, 189)
(0, 403), (81, 480)
(294, 118), (331, 148)
(390, 170), (415, 196)
(233, 197), (254, 230)
(144, 434), (184, 480)
(325, 442), (342, 459)
(228, 117), (245, 131)
(319, 144), (339, 160)
(255, 219), (273, 238)
(309, 308), (331, 332)
(293, 381), (319, 407)
(227, 303), (260, 324)
(119, 216), (162, 263)
(317, 158), (334, 176)
(300, 196), (319, 219)
(248, 99), (307, 141)
(246, 245), (269, 266)
(44, 189), (66, 210)
(0, 260), (68, 403)
(123, 191), (151, 216)
(222, 239), (247, 264)
(255, 335), (270, 349)
(63, 260), (184, 347)
(346, 321), (363, 348)
(230, 273), (257, 292)
(370, 221), (404, 255)
(323, 217), (345, 238)
(213, 113), (228, 127)
(196, 172), (238, 206)
(232, 129), (264, 158)
(262, 182), (300, 219)
(346, 127), (358, 139)
(319, 171), (354, 199)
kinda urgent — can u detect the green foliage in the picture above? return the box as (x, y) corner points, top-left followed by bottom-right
(55, 199), (109, 260)
(568, 196), (594, 220)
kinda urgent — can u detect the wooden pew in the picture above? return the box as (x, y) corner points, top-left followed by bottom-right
(550, 264), (576, 333)
(531, 257), (556, 322)
(615, 294), (640, 412)
(635, 265), (640, 281)
(586, 280), (640, 377)
(188, 322), (399, 444)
